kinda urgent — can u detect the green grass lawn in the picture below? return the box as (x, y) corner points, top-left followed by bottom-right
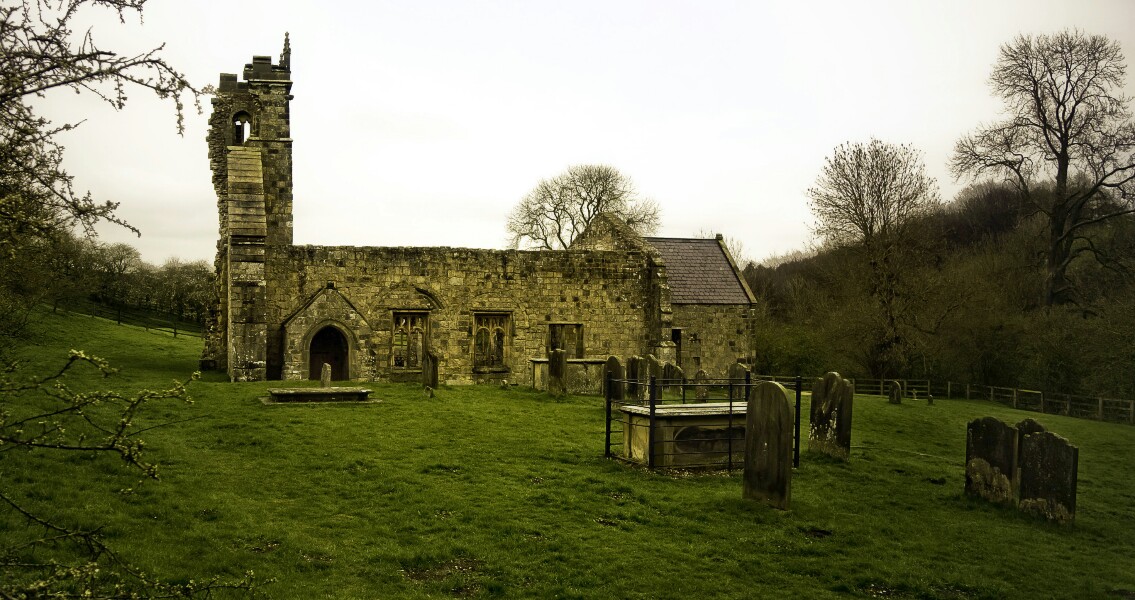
(5, 310), (1135, 599)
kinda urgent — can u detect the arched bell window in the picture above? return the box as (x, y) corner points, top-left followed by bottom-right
(232, 111), (252, 144)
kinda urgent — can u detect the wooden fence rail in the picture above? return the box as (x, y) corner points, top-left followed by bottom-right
(752, 373), (1134, 426)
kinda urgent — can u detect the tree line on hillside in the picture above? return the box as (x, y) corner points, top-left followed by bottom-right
(744, 31), (1135, 399)
(1, 229), (213, 332)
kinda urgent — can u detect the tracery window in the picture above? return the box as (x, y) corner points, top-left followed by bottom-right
(473, 313), (509, 371)
(548, 323), (583, 358)
(392, 312), (427, 370)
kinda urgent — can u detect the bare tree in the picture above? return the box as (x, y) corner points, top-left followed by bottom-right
(0, 0), (199, 255)
(951, 30), (1135, 306)
(507, 164), (660, 250)
(808, 139), (941, 377)
(809, 139), (940, 250)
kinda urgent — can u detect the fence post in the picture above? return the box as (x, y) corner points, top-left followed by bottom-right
(1098, 397), (1105, 421)
(966, 384), (970, 400)
(1039, 391), (1045, 414)
(604, 372), (613, 459)
(727, 378), (735, 472)
(648, 376), (657, 469)
(1129, 400), (1134, 425)
(793, 375), (802, 469)
(1012, 388), (1018, 409)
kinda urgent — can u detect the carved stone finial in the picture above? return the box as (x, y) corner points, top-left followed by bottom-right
(281, 32), (291, 70)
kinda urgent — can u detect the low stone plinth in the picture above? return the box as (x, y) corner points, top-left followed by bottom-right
(267, 387), (374, 403)
(620, 402), (747, 468)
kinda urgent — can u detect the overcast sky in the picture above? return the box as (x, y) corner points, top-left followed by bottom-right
(36, 0), (1135, 265)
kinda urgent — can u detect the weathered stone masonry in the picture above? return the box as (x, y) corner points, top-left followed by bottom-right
(201, 39), (756, 385)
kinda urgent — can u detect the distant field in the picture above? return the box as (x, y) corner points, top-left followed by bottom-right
(4, 310), (1135, 599)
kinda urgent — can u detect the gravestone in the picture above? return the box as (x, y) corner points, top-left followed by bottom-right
(694, 369), (710, 402)
(422, 351), (440, 389)
(1018, 430), (1078, 523)
(728, 363), (749, 401)
(548, 349), (567, 396)
(809, 371), (854, 460)
(742, 381), (793, 510)
(887, 380), (902, 404)
(661, 362), (680, 391)
(320, 362), (332, 388)
(626, 356), (642, 401)
(1015, 418), (1046, 471)
(965, 417), (1017, 505)
(646, 354), (662, 396)
(604, 356), (625, 401)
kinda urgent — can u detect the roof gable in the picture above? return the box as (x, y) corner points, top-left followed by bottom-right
(644, 237), (754, 305)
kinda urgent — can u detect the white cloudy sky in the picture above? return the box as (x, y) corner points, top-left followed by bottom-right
(35, 0), (1135, 265)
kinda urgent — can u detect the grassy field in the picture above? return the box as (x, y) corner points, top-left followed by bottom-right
(4, 310), (1135, 599)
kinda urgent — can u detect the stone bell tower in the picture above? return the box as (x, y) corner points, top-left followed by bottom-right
(201, 34), (294, 381)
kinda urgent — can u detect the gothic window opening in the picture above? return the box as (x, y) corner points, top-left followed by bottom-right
(233, 111), (252, 144)
(309, 325), (348, 381)
(473, 313), (509, 371)
(392, 312), (428, 371)
(548, 323), (584, 358)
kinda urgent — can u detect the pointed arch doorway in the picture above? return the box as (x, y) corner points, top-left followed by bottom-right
(309, 325), (349, 381)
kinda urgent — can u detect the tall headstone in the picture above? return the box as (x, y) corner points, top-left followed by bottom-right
(887, 380), (902, 404)
(422, 351), (440, 389)
(548, 349), (568, 396)
(1015, 418), (1046, 472)
(626, 356), (642, 401)
(965, 417), (1017, 505)
(743, 381), (793, 510)
(728, 363), (749, 402)
(809, 371), (854, 460)
(694, 369), (710, 402)
(1018, 431), (1078, 523)
(604, 356), (625, 401)
(320, 362), (332, 388)
(661, 362), (681, 391)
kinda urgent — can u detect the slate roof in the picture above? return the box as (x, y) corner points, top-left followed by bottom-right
(644, 237), (753, 305)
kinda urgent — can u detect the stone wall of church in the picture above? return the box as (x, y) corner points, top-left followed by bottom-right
(262, 244), (659, 385)
(670, 303), (755, 378)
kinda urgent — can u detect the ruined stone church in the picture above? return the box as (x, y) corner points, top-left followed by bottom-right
(201, 39), (757, 386)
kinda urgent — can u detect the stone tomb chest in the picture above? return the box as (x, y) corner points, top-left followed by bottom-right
(620, 402), (746, 468)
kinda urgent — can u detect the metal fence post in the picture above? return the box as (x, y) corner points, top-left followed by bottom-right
(794, 375), (802, 469)
(604, 372), (613, 459)
(648, 375), (657, 469)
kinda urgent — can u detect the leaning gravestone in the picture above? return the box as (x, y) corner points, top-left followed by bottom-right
(728, 363), (750, 402)
(743, 381), (793, 510)
(965, 417), (1017, 505)
(548, 349), (567, 396)
(809, 371), (854, 460)
(320, 362), (332, 388)
(1018, 430), (1078, 523)
(694, 369), (710, 402)
(604, 356), (625, 401)
(887, 380), (902, 404)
